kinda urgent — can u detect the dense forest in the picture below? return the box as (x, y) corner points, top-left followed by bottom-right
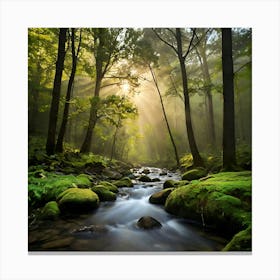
(28, 28), (252, 252)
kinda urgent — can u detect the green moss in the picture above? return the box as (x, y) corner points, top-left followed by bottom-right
(40, 201), (60, 220)
(58, 188), (99, 213)
(98, 181), (119, 193)
(163, 180), (176, 189)
(181, 168), (208, 181)
(223, 226), (252, 251)
(165, 171), (252, 236)
(91, 185), (116, 201)
(28, 171), (93, 207)
(149, 188), (174, 205)
(113, 177), (133, 188)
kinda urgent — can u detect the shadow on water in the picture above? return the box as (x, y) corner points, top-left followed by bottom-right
(29, 167), (228, 252)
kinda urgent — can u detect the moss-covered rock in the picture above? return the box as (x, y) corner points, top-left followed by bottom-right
(91, 185), (116, 201)
(57, 188), (99, 213)
(139, 175), (152, 182)
(181, 168), (208, 181)
(40, 201), (60, 220)
(113, 177), (133, 188)
(163, 179), (189, 189)
(28, 171), (93, 207)
(223, 226), (252, 251)
(149, 188), (174, 205)
(165, 171), (251, 236)
(163, 180), (176, 188)
(98, 181), (119, 193)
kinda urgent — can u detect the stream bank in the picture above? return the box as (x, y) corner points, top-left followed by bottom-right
(29, 167), (229, 251)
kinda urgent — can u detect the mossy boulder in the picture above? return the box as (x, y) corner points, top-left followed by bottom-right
(98, 181), (119, 193)
(40, 201), (60, 220)
(223, 226), (252, 251)
(149, 188), (174, 205)
(163, 179), (189, 189)
(28, 171), (93, 207)
(181, 168), (208, 181)
(91, 185), (116, 201)
(163, 180), (176, 188)
(57, 188), (99, 213)
(113, 177), (133, 188)
(139, 175), (152, 182)
(165, 171), (251, 236)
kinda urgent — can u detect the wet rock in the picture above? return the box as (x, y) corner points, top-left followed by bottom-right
(137, 216), (162, 229)
(91, 185), (116, 201)
(98, 181), (119, 193)
(57, 188), (99, 213)
(72, 224), (108, 234)
(181, 168), (207, 181)
(139, 175), (152, 182)
(41, 237), (74, 249)
(149, 188), (174, 205)
(142, 168), (150, 174)
(152, 178), (161, 182)
(159, 171), (168, 176)
(163, 180), (176, 189)
(113, 177), (133, 188)
(118, 191), (129, 199)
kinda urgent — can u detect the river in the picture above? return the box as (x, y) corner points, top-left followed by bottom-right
(28, 167), (227, 251)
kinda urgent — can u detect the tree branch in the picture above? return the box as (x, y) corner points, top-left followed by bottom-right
(152, 28), (178, 55)
(234, 61), (251, 75)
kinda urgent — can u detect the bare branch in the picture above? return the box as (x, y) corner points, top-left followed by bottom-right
(183, 28), (196, 59)
(234, 61), (251, 75)
(152, 28), (178, 55)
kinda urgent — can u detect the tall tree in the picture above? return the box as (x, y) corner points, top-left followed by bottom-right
(153, 28), (204, 167)
(149, 64), (180, 166)
(46, 28), (67, 155)
(222, 28), (236, 170)
(56, 28), (82, 153)
(80, 28), (140, 153)
(194, 29), (216, 150)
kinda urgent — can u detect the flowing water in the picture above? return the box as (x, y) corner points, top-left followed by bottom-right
(29, 167), (227, 252)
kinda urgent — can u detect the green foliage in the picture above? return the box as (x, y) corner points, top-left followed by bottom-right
(28, 171), (92, 207)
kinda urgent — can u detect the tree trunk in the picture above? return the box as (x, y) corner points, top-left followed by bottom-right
(110, 118), (121, 161)
(199, 47), (216, 150)
(80, 77), (101, 153)
(46, 28), (67, 155)
(222, 28), (236, 170)
(56, 28), (81, 153)
(176, 28), (204, 167)
(149, 64), (180, 167)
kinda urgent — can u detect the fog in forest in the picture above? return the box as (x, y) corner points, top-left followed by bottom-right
(29, 28), (251, 168)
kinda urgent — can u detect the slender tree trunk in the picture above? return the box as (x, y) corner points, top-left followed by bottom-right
(56, 28), (81, 153)
(149, 64), (180, 167)
(110, 118), (121, 161)
(195, 46), (216, 150)
(46, 28), (67, 155)
(176, 28), (204, 167)
(80, 77), (101, 153)
(222, 28), (236, 170)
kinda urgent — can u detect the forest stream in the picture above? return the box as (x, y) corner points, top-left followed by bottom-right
(29, 167), (227, 251)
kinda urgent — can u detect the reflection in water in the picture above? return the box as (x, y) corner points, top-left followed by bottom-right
(29, 167), (227, 251)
